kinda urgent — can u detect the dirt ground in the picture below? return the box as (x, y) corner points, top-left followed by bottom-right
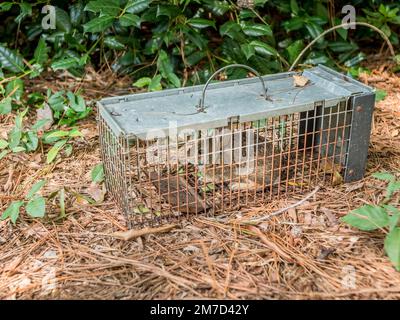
(0, 59), (400, 300)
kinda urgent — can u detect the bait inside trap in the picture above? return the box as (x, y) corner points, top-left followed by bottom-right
(97, 64), (375, 228)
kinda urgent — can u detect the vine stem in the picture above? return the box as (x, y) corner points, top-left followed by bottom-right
(289, 22), (396, 71)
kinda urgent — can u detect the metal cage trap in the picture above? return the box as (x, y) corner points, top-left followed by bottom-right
(97, 64), (375, 228)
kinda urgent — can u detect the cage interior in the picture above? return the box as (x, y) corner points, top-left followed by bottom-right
(98, 99), (354, 227)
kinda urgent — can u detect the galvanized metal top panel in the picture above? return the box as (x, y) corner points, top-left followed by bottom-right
(98, 65), (373, 139)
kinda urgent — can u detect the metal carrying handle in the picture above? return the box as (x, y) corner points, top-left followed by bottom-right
(197, 64), (268, 112)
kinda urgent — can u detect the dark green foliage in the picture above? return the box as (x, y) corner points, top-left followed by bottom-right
(0, 0), (398, 92)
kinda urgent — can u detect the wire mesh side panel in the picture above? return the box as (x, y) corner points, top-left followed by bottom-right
(98, 115), (130, 220)
(123, 99), (353, 227)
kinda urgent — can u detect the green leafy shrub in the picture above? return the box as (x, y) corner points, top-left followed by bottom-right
(342, 172), (400, 271)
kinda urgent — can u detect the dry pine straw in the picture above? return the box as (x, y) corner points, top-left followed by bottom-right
(0, 65), (400, 300)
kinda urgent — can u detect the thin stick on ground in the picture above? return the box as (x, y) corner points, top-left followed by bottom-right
(245, 185), (320, 224)
(111, 224), (178, 241)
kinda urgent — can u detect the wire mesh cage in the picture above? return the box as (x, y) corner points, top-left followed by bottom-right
(97, 64), (375, 228)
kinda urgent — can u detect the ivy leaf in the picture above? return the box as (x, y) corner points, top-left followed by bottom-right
(0, 201), (24, 224)
(0, 45), (24, 73)
(0, 97), (12, 115)
(26, 196), (46, 218)
(34, 37), (49, 66)
(125, 0), (150, 14)
(26, 180), (46, 200)
(83, 15), (115, 33)
(47, 139), (67, 164)
(119, 13), (141, 28)
(91, 164), (104, 183)
(341, 205), (390, 231)
(187, 18), (216, 29)
(385, 227), (400, 271)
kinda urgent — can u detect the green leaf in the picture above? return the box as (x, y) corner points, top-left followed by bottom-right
(32, 119), (51, 131)
(241, 43), (255, 60)
(6, 79), (24, 101)
(149, 75), (162, 92)
(0, 150), (9, 160)
(64, 143), (73, 157)
(0, 2), (13, 12)
(47, 139), (67, 164)
(344, 52), (366, 67)
(91, 164), (104, 183)
(0, 201), (23, 224)
(375, 89), (388, 102)
(341, 205), (390, 231)
(384, 227), (400, 271)
(67, 92), (86, 112)
(372, 172), (395, 182)
(157, 50), (180, 87)
(384, 205), (400, 231)
(249, 40), (278, 57)
(11, 146), (25, 153)
(0, 139), (8, 149)
(104, 36), (125, 50)
(119, 13), (141, 28)
(125, 0), (150, 14)
(387, 181), (400, 199)
(15, 2), (32, 23)
(85, 0), (121, 16)
(0, 45), (24, 73)
(55, 7), (72, 33)
(25, 131), (39, 152)
(8, 127), (22, 150)
(0, 97), (12, 115)
(45, 130), (71, 139)
(26, 196), (46, 218)
(133, 77), (151, 88)
(220, 21), (241, 39)
(167, 72), (181, 88)
(26, 180), (46, 200)
(156, 4), (179, 19)
(187, 18), (216, 29)
(242, 23), (273, 37)
(51, 57), (80, 71)
(286, 40), (304, 64)
(83, 15), (115, 33)
(34, 37), (49, 65)
(290, 0), (299, 15)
